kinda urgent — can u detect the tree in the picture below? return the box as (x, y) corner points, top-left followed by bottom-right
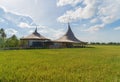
(0, 28), (6, 39)
(6, 35), (20, 47)
(0, 28), (6, 48)
(0, 37), (4, 48)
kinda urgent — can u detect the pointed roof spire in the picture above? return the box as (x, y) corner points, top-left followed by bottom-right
(34, 26), (37, 33)
(65, 23), (73, 36)
(68, 22), (70, 28)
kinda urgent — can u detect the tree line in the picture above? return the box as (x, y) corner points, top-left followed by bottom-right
(90, 42), (120, 45)
(0, 28), (20, 49)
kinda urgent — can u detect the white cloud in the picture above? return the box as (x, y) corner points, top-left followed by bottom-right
(0, 7), (36, 28)
(57, 0), (98, 23)
(5, 28), (18, 36)
(90, 18), (99, 23)
(35, 0), (38, 4)
(0, 18), (5, 23)
(98, 0), (120, 24)
(18, 22), (31, 28)
(114, 27), (120, 30)
(83, 24), (105, 32)
(100, 16), (116, 24)
(42, 27), (64, 39)
(57, 0), (82, 6)
(57, 0), (120, 32)
(51, 29), (64, 39)
(18, 22), (47, 29)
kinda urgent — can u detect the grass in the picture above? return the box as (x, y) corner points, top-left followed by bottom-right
(0, 45), (120, 82)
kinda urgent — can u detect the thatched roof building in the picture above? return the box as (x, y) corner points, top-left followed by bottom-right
(54, 23), (83, 43)
(52, 23), (86, 48)
(20, 28), (51, 48)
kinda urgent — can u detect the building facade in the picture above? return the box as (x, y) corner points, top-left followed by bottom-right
(20, 24), (86, 48)
(20, 28), (52, 48)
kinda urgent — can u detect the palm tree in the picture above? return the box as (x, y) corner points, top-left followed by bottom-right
(0, 28), (6, 48)
(0, 28), (6, 39)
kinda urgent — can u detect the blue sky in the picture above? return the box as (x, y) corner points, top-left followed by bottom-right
(0, 0), (120, 42)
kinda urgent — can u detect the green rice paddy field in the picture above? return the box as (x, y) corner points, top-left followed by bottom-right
(0, 46), (120, 82)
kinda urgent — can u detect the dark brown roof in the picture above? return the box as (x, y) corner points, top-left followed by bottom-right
(21, 28), (50, 40)
(54, 23), (83, 43)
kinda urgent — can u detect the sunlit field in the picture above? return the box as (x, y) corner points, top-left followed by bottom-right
(0, 46), (120, 82)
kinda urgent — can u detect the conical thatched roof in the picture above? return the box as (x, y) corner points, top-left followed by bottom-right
(54, 23), (83, 43)
(21, 28), (50, 40)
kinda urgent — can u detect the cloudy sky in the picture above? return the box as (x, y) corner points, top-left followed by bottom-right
(0, 0), (120, 42)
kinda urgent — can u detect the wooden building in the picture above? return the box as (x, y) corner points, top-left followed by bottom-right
(20, 28), (51, 48)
